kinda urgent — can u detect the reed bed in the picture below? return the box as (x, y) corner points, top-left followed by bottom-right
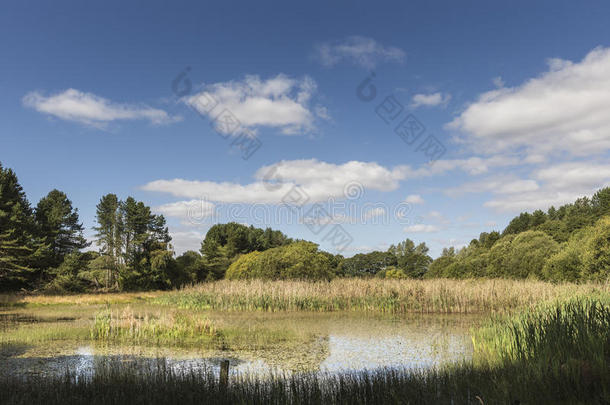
(1, 298), (608, 403)
(90, 307), (217, 346)
(472, 296), (610, 369)
(0, 291), (163, 307)
(156, 278), (609, 314)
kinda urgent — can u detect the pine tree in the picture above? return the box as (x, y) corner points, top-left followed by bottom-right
(0, 163), (46, 288)
(35, 189), (89, 269)
(93, 194), (122, 287)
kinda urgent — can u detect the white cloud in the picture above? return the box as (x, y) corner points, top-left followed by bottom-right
(397, 155), (520, 178)
(169, 229), (205, 255)
(155, 199), (216, 225)
(142, 159), (409, 204)
(143, 156), (523, 209)
(314, 36), (405, 69)
(446, 177), (539, 196)
(404, 224), (440, 233)
(410, 92), (451, 108)
(185, 74), (322, 135)
(448, 47), (610, 156)
(23, 89), (179, 126)
(405, 194), (425, 204)
(482, 161), (610, 212)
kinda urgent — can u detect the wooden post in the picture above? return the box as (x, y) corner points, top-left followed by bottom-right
(220, 360), (230, 387)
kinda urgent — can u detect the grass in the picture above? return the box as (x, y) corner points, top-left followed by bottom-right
(1, 280), (609, 403)
(90, 306), (218, 346)
(156, 278), (609, 314)
(0, 297), (608, 404)
(0, 291), (162, 308)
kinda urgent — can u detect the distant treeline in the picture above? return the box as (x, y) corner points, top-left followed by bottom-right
(1, 161), (608, 292)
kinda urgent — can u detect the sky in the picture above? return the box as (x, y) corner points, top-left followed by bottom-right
(2, 0), (610, 257)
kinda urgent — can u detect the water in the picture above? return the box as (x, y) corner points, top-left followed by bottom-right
(0, 310), (477, 378)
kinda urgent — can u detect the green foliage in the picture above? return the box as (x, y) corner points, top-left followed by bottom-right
(174, 250), (206, 284)
(382, 266), (408, 279)
(338, 250), (396, 277)
(582, 216), (610, 280)
(226, 242), (335, 281)
(199, 223), (293, 279)
(92, 194), (174, 291)
(388, 239), (432, 278)
(0, 163), (46, 289)
(44, 251), (96, 292)
(543, 231), (588, 282)
(35, 189), (89, 270)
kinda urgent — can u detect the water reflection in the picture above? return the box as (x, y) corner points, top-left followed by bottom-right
(1, 312), (477, 377)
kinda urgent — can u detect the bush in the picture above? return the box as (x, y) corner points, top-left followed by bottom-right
(383, 266), (408, 279)
(582, 217), (610, 281)
(226, 242), (335, 281)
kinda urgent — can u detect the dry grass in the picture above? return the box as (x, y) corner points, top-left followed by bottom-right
(0, 291), (163, 307)
(157, 278), (610, 314)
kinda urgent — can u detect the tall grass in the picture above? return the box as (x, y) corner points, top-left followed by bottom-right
(90, 307), (217, 346)
(0, 291), (162, 307)
(156, 278), (608, 314)
(2, 298), (608, 404)
(473, 296), (610, 374)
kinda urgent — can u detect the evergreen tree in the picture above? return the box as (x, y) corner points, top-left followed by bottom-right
(0, 163), (45, 288)
(35, 189), (89, 269)
(93, 194), (122, 286)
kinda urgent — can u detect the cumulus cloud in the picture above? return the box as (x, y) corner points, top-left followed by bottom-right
(480, 161), (610, 212)
(155, 199), (216, 225)
(314, 36), (405, 69)
(168, 229), (206, 255)
(396, 155), (520, 179)
(410, 92), (451, 108)
(404, 224), (440, 233)
(448, 47), (610, 156)
(143, 155), (522, 211)
(405, 194), (425, 204)
(142, 159), (409, 204)
(23, 89), (179, 126)
(445, 177), (540, 196)
(184, 74), (323, 135)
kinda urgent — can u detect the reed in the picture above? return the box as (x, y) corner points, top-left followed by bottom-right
(156, 278), (608, 314)
(1, 298), (608, 404)
(90, 307), (217, 346)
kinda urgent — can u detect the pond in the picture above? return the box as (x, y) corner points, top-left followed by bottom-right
(0, 305), (479, 378)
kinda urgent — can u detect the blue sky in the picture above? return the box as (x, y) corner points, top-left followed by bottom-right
(2, 0), (610, 256)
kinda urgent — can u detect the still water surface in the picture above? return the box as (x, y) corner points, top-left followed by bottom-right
(0, 311), (478, 377)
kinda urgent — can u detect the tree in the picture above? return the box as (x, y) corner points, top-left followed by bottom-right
(93, 194), (173, 290)
(388, 239), (432, 278)
(489, 231), (559, 279)
(200, 223), (292, 279)
(35, 189), (89, 269)
(338, 251), (397, 277)
(93, 194), (122, 286)
(45, 251), (96, 292)
(175, 250), (207, 283)
(581, 216), (610, 280)
(425, 248), (458, 279)
(225, 241), (334, 281)
(0, 163), (45, 288)
(543, 233), (585, 282)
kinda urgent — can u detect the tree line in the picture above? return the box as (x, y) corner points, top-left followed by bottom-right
(1, 161), (609, 292)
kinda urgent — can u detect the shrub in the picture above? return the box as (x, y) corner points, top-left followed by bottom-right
(226, 242), (335, 281)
